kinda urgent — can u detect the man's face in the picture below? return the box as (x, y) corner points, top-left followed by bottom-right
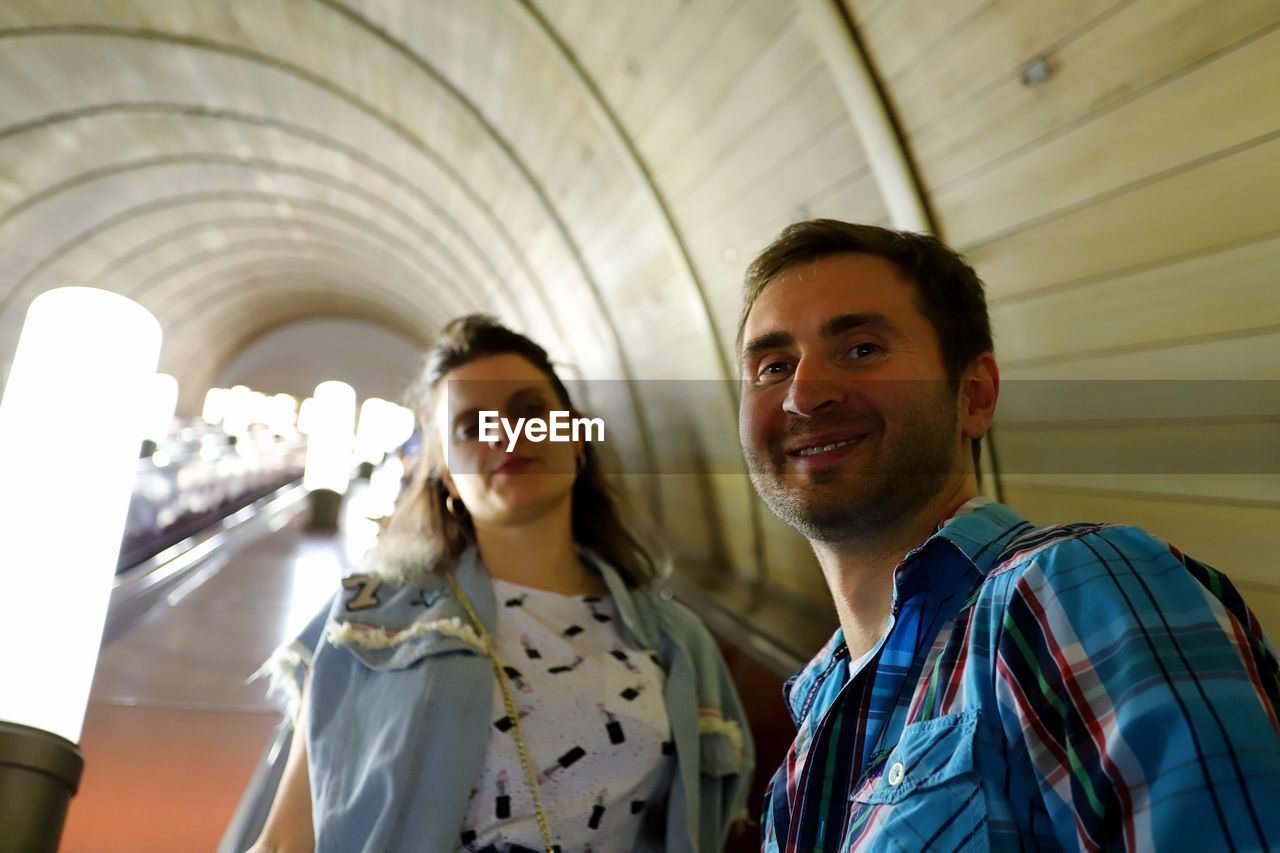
(738, 253), (966, 545)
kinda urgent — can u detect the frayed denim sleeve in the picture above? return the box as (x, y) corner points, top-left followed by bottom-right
(248, 594), (334, 727)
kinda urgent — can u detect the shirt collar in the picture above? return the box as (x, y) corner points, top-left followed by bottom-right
(783, 626), (849, 726)
(930, 497), (1034, 577)
(782, 498), (1033, 721)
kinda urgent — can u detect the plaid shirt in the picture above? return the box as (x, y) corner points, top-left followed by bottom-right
(762, 498), (1280, 851)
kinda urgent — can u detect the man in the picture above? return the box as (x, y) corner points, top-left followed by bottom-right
(737, 220), (1280, 851)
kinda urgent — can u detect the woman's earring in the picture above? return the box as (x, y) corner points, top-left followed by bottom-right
(445, 495), (467, 519)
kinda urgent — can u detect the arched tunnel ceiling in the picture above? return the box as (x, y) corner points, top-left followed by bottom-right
(3, 0), (1278, 641)
(0, 0), (883, 382)
(0, 0), (885, 624)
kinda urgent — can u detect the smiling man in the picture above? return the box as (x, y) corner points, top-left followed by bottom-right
(737, 220), (1280, 851)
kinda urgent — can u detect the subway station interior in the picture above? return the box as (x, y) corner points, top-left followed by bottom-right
(0, 1), (1277, 851)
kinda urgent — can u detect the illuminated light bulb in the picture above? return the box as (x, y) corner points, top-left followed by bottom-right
(269, 393), (298, 435)
(365, 455), (407, 518)
(354, 398), (389, 465)
(297, 397), (315, 435)
(143, 373), (179, 444)
(0, 287), (161, 742)
(385, 403), (416, 451)
(201, 387), (226, 425)
(353, 400), (416, 469)
(303, 381), (356, 495)
(221, 384), (253, 436)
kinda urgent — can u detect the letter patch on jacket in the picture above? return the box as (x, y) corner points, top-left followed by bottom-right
(342, 575), (381, 611)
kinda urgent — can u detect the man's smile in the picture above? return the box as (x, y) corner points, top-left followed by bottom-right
(781, 430), (869, 470)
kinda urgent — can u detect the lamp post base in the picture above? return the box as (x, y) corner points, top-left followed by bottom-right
(0, 721), (83, 853)
(305, 488), (343, 530)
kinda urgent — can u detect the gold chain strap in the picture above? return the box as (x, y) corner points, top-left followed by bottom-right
(445, 572), (556, 853)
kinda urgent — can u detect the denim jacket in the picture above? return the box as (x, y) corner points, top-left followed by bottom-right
(263, 547), (754, 852)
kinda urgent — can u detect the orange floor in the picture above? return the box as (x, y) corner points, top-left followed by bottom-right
(61, 513), (347, 852)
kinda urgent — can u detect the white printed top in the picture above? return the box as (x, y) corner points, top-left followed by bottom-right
(458, 577), (673, 853)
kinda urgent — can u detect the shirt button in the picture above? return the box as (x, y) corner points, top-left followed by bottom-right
(887, 761), (905, 787)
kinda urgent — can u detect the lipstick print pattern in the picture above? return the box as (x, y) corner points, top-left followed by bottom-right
(609, 643), (641, 674)
(460, 576), (673, 852)
(495, 770), (510, 819)
(588, 790), (607, 829)
(537, 745), (587, 784)
(585, 596), (612, 623)
(547, 654), (585, 675)
(597, 703), (626, 744)
(492, 706), (530, 733)
(619, 683), (645, 702)
(502, 665), (533, 694)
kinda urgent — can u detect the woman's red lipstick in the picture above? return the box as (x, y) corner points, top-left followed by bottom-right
(493, 455), (535, 476)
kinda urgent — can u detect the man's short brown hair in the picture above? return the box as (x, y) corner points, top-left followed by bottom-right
(738, 219), (994, 466)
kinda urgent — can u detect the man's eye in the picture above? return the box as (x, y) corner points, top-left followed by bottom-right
(847, 342), (882, 359)
(756, 361), (792, 383)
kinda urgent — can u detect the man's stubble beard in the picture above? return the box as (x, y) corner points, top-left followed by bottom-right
(745, 387), (961, 548)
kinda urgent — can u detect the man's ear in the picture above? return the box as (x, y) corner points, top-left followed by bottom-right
(960, 353), (999, 441)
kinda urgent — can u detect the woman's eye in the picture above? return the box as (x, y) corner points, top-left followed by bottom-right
(454, 419), (480, 442)
(520, 400), (549, 417)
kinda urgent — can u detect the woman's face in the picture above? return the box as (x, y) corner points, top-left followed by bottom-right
(434, 353), (580, 528)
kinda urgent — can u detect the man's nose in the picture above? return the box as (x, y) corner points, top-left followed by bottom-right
(783, 361), (847, 416)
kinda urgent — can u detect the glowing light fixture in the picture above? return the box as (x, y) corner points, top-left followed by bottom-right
(355, 398), (415, 465)
(220, 384), (254, 436)
(201, 387), (226, 425)
(303, 380), (356, 495)
(143, 373), (179, 445)
(0, 287), (161, 848)
(297, 396), (315, 435)
(354, 397), (387, 465)
(268, 392), (298, 435)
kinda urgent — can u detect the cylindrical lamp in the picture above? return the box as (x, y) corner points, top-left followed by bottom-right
(0, 287), (161, 850)
(143, 372), (179, 446)
(303, 380), (356, 529)
(354, 399), (415, 475)
(200, 386), (226, 426)
(353, 397), (390, 478)
(296, 396), (315, 435)
(220, 384), (254, 438)
(385, 403), (416, 452)
(268, 392), (298, 437)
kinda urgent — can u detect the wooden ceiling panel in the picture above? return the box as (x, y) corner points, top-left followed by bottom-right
(904, 0), (1280, 193)
(993, 235), (1280, 370)
(882, 0), (1123, 140)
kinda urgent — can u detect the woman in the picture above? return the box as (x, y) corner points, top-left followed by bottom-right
(250, 316), (753, 852)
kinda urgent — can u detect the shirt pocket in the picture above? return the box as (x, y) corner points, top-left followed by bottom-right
(848, 710), (989, 851)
